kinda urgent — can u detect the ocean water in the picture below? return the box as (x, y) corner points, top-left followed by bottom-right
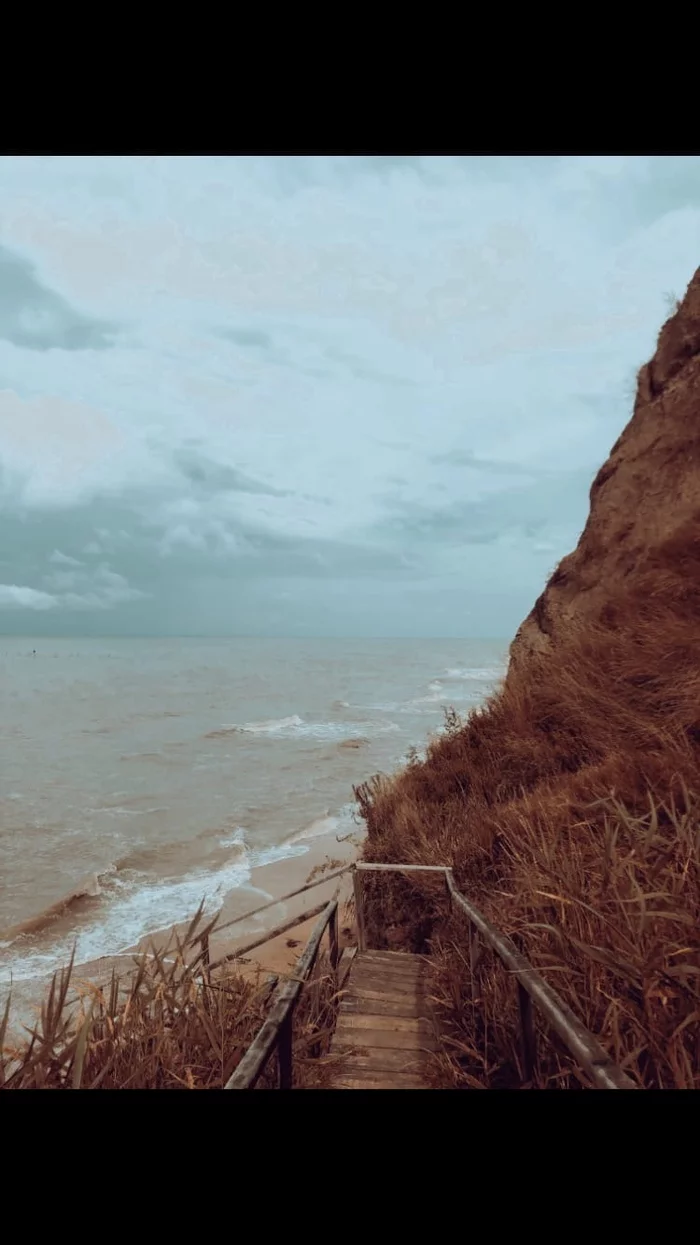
(0, 637), (506, 984)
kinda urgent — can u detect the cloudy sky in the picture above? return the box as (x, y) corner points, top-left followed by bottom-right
(0, 155), (699, 638)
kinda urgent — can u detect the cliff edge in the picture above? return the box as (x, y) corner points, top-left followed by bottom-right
(509, 266), (700, 669)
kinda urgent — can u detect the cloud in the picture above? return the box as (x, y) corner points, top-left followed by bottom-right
(0, 556), (146, 616)
(0, 156), (699, 635)
(172, 445), (290, 497)
(217, 327), (273, 351)
(0, 584), (58, 610)
(49, 549), (83, 566)
(0, 244), (117, 351)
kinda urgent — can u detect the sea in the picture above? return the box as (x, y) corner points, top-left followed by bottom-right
(0, 637), (506, 988)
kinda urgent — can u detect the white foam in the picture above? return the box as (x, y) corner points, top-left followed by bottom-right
(287, 812), (339, 844)
(445, 666), (503, 680)
(86, 805), (169, 819)
(218, 715), (399, 742)
(225, 714), (304, 734)
(218, 825), (247, 849)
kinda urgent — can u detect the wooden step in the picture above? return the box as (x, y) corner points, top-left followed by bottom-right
(341, 979), (423, 1002)
(334, 1050), (426, 1076)
(336, 1011), (432, 1035)
(358, 951), (426, 968)
(339, 996), (422, 1019)
(333, 1023), (434, 1053)
(333, 1072), (425, 1090)
(356, 954), (422, 975)
(328, 950), (434, 1088)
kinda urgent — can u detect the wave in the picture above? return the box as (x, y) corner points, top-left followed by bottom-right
(444, 666), (503, 681)
(0, 868), (115, 942)
(285, 802), (359, 846)
(207, 715), (398, 742)
(286, 812), (339, 844)
(0, 842), (308, 986)
(207, 715), (304, 738)
(0, 810), (343, 985)
(86, 804), (169, 820)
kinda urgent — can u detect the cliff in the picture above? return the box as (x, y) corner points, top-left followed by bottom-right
(510, 266), (700, 668)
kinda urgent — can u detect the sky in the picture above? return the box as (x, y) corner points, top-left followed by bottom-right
(0, 154), (699, 638)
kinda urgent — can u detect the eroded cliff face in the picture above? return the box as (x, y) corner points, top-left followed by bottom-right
(509, 266), (700, 671)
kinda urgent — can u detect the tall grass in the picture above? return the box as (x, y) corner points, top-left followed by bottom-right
(355, 520), (700, 1088)
(1, 906), (344, 1089)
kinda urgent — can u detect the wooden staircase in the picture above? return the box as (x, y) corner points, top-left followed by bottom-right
(328, 950), (435, 1089)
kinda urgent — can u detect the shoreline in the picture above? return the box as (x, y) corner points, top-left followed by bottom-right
(2, 822), (364, 1043)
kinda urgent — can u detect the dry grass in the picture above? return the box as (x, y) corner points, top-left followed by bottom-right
(1, 905), (343, 1090)
(355, 520), (700, 1088)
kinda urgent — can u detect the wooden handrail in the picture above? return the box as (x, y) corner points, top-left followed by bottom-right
(353, 862), (637, 1090)
(213, 863), (353, 938)
(193, 863), (353, 972)
(207, 899), (330, 975)
(225, 897), (339, 1090)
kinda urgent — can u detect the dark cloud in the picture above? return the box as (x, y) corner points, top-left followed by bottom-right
(0, 245), (117, 352)
(172, 446), (290, 497)
(430, 450), (546, 477)
(217, 327), (273, 351)
(376, 469), (593, 550)
(325, 347), (416, 388)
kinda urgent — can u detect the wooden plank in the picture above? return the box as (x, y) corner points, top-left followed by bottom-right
(358, 951), (418, 961)
(352, 962), (422, 981)
(352, 969), (422, 986)
(333, 1074), (425, 1090)
(354, 963), (422, 979)
(336, 1012), (432, 1035)
(346, 970), (419, 988)
(333, 1050), (425, 1074)
(343, 983), (420, 1004)
(333, 1024), (434, 1052)
(346, 971), (418, 991)
(358, 951), (422, 968)
(360, 951), (426, 965)
(339, 997), (422, 1019)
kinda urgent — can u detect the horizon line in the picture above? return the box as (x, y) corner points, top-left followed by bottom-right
(0, 633), (512, 642)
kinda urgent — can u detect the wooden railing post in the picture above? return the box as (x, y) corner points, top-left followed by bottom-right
(278, 1011), (293, 1090)
(329, 902), (339, 975)
(469, 925), (481, 1003)
(518, 981), (537, 1087)
(353, 868), (366, 952)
